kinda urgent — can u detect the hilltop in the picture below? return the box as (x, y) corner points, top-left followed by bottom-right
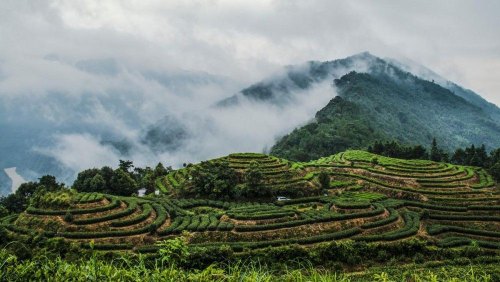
(267, 53), (500, 161)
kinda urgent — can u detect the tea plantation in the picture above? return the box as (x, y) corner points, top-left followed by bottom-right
(2, 150), (498, 259)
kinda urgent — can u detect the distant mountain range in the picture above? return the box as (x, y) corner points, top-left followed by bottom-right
(2, 52), (499, 194)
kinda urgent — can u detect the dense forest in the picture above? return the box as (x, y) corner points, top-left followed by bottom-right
(270, 57), (500, 161)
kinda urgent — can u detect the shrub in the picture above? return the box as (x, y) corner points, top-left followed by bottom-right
(27, 198), (120, 216)
(71, 201), (138, 225)
(64, 212), (73, 223)
(111, 203), (152, 227)
(356, 211), (420, 242)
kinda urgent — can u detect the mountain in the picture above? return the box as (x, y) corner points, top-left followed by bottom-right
(3, 52), (499, 195)
(0, 63), (240, 195)
(218, 52), (377, 107)
(268, 53), (500, 161)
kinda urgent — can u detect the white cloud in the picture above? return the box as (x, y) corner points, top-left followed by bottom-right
(1, 0), (499, 185)
(35, 133), (121, 172)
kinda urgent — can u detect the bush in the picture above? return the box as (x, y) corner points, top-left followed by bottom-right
(361, 208), (399, 229)
(71, 201), (138, 225)
(27, 197), (120, 216)
(111, 203), (152, 227)
(236, 204), (385, 232)
(64, 212), (73, 223)
(356, 211), (420, 242)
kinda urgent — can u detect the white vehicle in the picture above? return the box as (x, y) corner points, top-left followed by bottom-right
(276, 196), (291, 201)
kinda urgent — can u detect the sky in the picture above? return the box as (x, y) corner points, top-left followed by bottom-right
(1, 0), (499, 102)
(0, 0), (500, 186)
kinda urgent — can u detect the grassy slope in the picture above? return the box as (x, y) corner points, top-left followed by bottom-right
(0, 251), (498, 282)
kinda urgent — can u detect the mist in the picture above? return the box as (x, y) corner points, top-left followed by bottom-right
(36, 77), (337, 173)
(1, 0), (499, 193)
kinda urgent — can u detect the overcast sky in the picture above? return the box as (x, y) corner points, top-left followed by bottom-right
(1, 0), (499, 104)
(1, 0), (500, 187)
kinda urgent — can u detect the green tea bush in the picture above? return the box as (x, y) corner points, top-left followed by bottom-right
(111, 203), (152, 227)
(71, 201), (138, 225)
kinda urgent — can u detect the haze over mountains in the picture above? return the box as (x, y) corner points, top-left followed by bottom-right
(1, 52), (499, 195)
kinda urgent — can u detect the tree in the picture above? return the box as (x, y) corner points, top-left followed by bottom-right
(409, 145), (428, 159)
(490, 148), (500, 165)
(475, 145), (488, 167)
(119, 160), (134, 173)
(0, 175), (64, 213)
(368, 140), (427, 160)
(430, 138), (442, 162)
(110, 169), (138, 196)
(73, 168), (102, 193)
(153, 162), (169, 178)
(89, 174), (106, 192)
(0, 205), (8, 218)
(38, 175), (64, 191)
(451, 148), (466, 165)
(190, 161), (238, 199)
(318, 172), (330, 190)
(489, 162), (500, 182)
(141, 173), (156, 195)
(245, 162), (263, 188)
(243, 161), (264, 198)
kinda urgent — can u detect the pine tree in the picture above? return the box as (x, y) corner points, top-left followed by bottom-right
(430, 138), (442, 162)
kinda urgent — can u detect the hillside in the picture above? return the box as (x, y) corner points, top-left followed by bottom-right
(270, 54), (500, 161)
(2, 151), (498, 264)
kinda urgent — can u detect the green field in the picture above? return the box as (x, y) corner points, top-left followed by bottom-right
(1, 150), (499, 278)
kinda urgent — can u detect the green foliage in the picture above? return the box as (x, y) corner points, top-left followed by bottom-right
(153, 162), (169, 177)
(30, 189), (75, 209)
(369, 140), (428, 159)
(111, 203), (152, 227)
(27, 197), (121, 216)
(156, 236), (190, 265)
(110, 169), (138, 196)
(73, 163), (145, 196)
(63, 212), (74, 224)
(0, 205), (8, 218)
(489, 162), (500, 182)
(189, 161), (238, 199)
(356, 211), (420, 242)
(318, 172), (330, 190)
(2, 150), (499, 275)
(0, 175), (65, 213)
(0, 249), (498, 282)
(271, 68), (500, 162)
(244, 161), (264, 196)
(71, 201), (138, 225)
(89, 174), (105, 192)
(119, 160), (134, 173)
(271, 96), (386, 161)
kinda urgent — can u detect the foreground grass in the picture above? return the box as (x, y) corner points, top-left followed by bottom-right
(1, 252), (498, 282)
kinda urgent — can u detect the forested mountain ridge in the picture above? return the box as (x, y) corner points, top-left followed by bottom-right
(269, 54), (500, 161)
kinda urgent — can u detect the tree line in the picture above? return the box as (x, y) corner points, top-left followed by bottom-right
(0, 161), (171, 214)
(368, 138), (500, 181)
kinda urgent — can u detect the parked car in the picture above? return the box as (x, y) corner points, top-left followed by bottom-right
(276, 196), (291, 201)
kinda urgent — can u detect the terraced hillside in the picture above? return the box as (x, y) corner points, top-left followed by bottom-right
(156, 153), (317, 197)
(1, 151), (499, 255)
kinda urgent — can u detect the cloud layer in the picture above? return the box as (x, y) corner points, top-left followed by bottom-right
(1, 0), (499, 186)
